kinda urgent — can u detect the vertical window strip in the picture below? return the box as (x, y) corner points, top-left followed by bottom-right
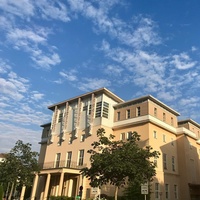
(78, 149), (84, 166)
(155, 183), (159, 199)
(163, 153), (167, 170)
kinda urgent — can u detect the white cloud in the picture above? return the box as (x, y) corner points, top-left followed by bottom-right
(31, 91), (45, 101)
(0, 0), (35, 18)
(31, 52), (61, 70)
(171, 52), (197, 70)
(77, 77), (111, 91)
(0, 121), (41, 153)
(7, 28), (47, 45)
(59, 70), (78, 81)
(35, 0), (70, 22)
(104, 65), (123, 76)
(68, 1), (161, 48)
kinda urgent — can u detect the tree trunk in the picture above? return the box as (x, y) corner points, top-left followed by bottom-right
(114, 186), (118, 200)
(8, 182), (14, 200)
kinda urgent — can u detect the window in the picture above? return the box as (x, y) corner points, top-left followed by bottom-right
(127, 132), (132, 140)
(102, 102), (109, 118)
(83, 105), (88, 111)
(163, 134), (166, 143)
(163, 153), (167, 170)
(172, 156), (175, 171)
(120, 132), (125, 141)
(126, 109), (130, 119)
(165, 184), (169, 199)
(171, 117), (174, 126)
(66, 151), (72, 168)
(80, 134), (85, 142)
(68, 137), (72, 144)
(58, 112), (63, 123)
(154, 157), (158, 167)
(78, 150), (84, 166)
(171, 138), (174, 146)
(155, 183), (159, 199)
(136, 106), (141, 116)
(88, 105), (92, 114)
(117, 112), (120, 121)
(153, 131), (157, 139)
(154, 107), (157, 117)
(174, 185), (178, 199)
(95, 101), (102, 118)
(55, 153), (61, 168)
(163, 113), (166, 122)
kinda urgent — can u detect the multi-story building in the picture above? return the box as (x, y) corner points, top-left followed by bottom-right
(0, 153), (6, 163)
(30, 88), (200, 200)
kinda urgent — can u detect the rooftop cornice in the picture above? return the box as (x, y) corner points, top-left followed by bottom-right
(114, 94), (180, 116)
(48, 87), (124, 110)
(178, 118), (200, 129)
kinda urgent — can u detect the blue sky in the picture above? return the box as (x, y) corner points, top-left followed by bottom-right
(1, 0), (200, 153)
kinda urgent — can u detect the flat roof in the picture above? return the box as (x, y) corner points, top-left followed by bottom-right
(178, 119), (200, 129)
(114, 95), (180, 116)
(48, 87), (124, 110)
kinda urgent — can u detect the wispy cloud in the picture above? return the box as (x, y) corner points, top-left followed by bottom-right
(171, 52), (197, 70)
(59, 69), (78, 81)
(77, 77), (111, 92)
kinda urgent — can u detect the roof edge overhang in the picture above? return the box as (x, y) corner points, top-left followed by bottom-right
(48, 87), (124, 110)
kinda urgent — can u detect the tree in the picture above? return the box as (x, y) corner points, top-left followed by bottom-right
(81, 128), (159, 200)
(0, 140), (40, 199)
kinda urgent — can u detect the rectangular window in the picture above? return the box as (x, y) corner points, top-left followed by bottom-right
(55, 153), (61, 168)
(83, 105), (88, 111)
(163, 134), (166, 143)
(165, 184), (169, 199)
(78, 150), (84, 166)
(68, 137), (72, 144)
(174, 185), (178, 199)
(153, 131), (157, 139)
(66, 151), (72, 168)
(120, 132), (125, 141)
(154, 157), (158, 167)
(95, 101), (102, 118)
(117, 112), (120, 121)
(58, 112), (63, 123)
(136, 107), (141, 116)
(155, 183), (159, 199)
(126, 109), (131, 119)
(163, 113), (166, 122)
(172, 156), (175, 171)
(154, 107), (157, 117)
(127, 132), (132, 140)
(89, 105), (92, 114)
(171, 138), (174, 146)
(163, 153), (167, 170)
(171, 117), (174, 126)
(102, 102), (109, 118)
(80, 134), (85, 142)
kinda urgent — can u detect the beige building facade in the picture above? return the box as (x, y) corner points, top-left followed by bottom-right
(30, 88), (200, 200)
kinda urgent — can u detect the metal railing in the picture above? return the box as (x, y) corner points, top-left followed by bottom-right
(39, 160), (87, 170)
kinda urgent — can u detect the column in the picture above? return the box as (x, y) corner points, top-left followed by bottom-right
(43, 173), (51, 200)
(20, 185), (26, 200)
(30, 174), (39, 200)
(58, 171), (64, 196)
(67, 179), (73, 197)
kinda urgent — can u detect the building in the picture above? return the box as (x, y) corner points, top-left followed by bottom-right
(30, 88), (200, 200)
(0, 153), (6, 163)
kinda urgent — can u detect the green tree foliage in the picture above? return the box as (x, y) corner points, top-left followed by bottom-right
(0, 140), (40, 198)
(81, 128), (159, 200)
(124, 181), (150, 200)
(0, 184), (3, 200)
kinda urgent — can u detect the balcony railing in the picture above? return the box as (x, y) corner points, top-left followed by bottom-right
(39, 160), (87, 170)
